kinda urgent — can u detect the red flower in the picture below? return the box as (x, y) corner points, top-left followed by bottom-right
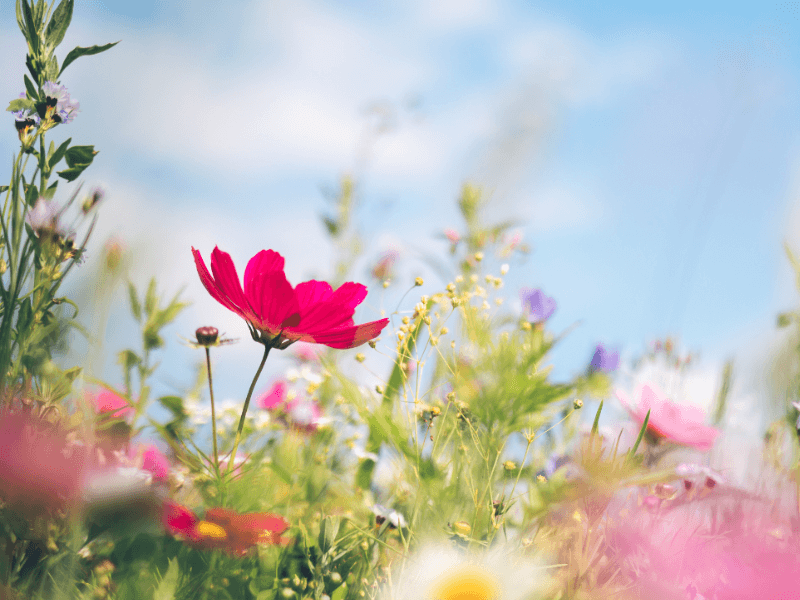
(163, 502), (289, 555)
(192, 247), (389, 349)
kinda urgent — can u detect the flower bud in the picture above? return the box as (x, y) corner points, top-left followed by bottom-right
(415, 277), (424, 286)
(195, 326), (219, 346)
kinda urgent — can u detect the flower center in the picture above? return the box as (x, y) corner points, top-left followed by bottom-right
(196, 520), (228, 540)
(430, 566), (499, 600)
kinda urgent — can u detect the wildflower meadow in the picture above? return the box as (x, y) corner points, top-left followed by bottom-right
(3, 2), (800, 599)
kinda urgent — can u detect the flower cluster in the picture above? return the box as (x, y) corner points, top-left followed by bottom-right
(37, 81), (80, 125)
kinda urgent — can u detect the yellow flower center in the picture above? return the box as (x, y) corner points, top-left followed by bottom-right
(196, 521), (228, 540)
(430, 566), (499, 600)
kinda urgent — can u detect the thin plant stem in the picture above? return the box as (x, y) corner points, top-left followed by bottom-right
(226, 342), (271, 478)
(205, 346), (219, 476)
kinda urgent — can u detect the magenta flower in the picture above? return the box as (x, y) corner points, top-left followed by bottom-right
(91, 388), (135, 420)
(139, 444), (170, 481)
(616, 384), (719, 451)
(257, 380), (324, 433)
(192, 247), (389, 349)
(258, 380), (288, 410)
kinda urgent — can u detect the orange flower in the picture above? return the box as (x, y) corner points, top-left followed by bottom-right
(163, 502), (289, 555)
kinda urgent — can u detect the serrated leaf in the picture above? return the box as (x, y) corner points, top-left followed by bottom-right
(24, 74), (38, 101)
(49, 137), (71, 169)
(58, 41), (119, 77)
(64, 145), (97, 168)
(6, 98), (35, 112)
(45, 0), (73, 49)
(128, 281), (141, 320)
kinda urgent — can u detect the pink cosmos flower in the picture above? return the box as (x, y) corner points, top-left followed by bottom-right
(258, 380), (288, 410)
(91, 388), (134, 420)
(616, 384), (719, 451)
(192, 247), (389, 349)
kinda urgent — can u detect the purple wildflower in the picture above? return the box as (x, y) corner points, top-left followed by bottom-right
(38, 81), (79, 124)
(13, 109), (39, 146)
(520, 288), (556, 324)
(589, 343), (619, 373)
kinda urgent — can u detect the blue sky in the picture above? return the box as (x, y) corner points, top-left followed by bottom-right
(2, 0), (800, 438)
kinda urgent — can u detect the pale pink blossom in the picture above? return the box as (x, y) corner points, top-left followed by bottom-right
(616, 383), (719, 451)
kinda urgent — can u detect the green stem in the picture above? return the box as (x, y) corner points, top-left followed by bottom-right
(205, 346), (219, 475)
(226, 343), (271, 479)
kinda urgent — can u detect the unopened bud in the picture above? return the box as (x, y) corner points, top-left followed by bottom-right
(474, 252), (484, 262)
(195, 326), (219, 346)
(573, 398), (583, 409)
(503, 461), (516, 471)
(453, 521), (471, 536)
(355, 353), (366, 363)
(415, 277), (424, 286)
(536, 474), (547, 483)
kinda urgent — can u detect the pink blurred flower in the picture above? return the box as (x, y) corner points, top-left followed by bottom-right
(444, 228), (460, 244)
(138, 444), (170, 481)
(192, 246), (389, 349)
(0, 412), (88, 518)
(91, 388), (134, 420)
(293, 344), (321, 363)
(371, 249), (398, 281)
(616, 384), (719, 451)
(608, 494), (800, 600)
(258, 380), (287, 410)
(257, 380), (323, 433)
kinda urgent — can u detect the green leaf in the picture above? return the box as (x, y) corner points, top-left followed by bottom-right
(20, 0), (39, 55)
(153, 557), (179, 600)
(23, 74), (38, 101)
(64, 145), (97, 168)
(144, 278), (157, 316)
(56, 165), (88, 182)
(128, 281), (142, 321)
(44, 54), (58, 83)
(591, 399), (603, 436)
(318, 515), (341, 553)
(330, 583), (348, 600)
(118, 349), (141, 370)
(24, 182), (39, 206)
(42, 179), (58, 199)
(158, 396), (186, 419)
(628, 409), (650, 460)
(6, 98), (35, 112)
(48, 137), (71, 169)
(0, 186), (8, 194)
(45, 0), (73, 49)
(58, 41), (120, 77)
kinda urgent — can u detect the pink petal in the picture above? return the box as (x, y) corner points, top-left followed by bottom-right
(245, 270), (300, 332)
(93, 388), (134, 419)
(258, 380), (287, 410)
(243, 249), (285, 292)
(192, 247), (249, 320)
(209, 247), (253, 319)
(329, 281), (368, 309)
(308, 318), (389, 349)
(140, 444), (170, 480)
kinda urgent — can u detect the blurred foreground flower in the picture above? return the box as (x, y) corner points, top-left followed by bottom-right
(91, 387), (134, 420)
(163, 502), (289, 555)
(608, 493), (800, 599)
(520, 288), (556, 324)
(616, 383), (719, 451)
(383, 543), (548, 600)
(589, 343), (619, 373)
(192, 246), (389, 349)
(0, 412), (87, 519)
(257, 380), (324, 432)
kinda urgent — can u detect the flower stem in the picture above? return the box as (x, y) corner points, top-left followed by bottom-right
(226, 343), (271, 478)
(205, 346), (219, 476)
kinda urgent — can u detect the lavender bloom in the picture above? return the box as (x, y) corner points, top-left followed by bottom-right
(26, 198), (61, 238)
(38, 81), (79, 124)
(589, 344), (620, 373)
(13, 108), (39, 128)
(520, 288), (556, 324)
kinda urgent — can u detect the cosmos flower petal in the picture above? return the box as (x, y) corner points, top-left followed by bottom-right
(308, 319), (390, 349)
(192, 247), (247, 318)
(245, 270), (301, 331)
(209, 247), (252, 317)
